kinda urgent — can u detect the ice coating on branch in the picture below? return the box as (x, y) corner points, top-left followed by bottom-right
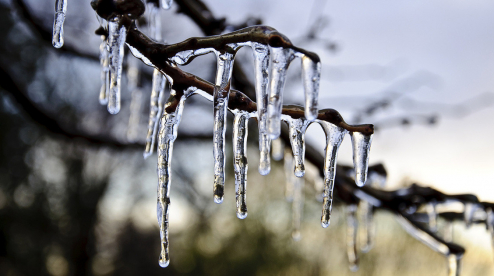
(156, 94), (186, 268)
(301, 55), (321, 121)
(52, 0), (67, 48)
(161, 0), (173, 9)
(447, 254), (462, 276)
(99, 36), (110, 105)
(427, 201), (438, 232)
(144, 69), (167, 158)
(233, 111), (250, 219)
(249, 42), (272, 174)
(284, 148), (294, 202)
(319, 121), (347, 228)
(285, 116), (310, 178)
(127, 88), (143, 142)
(292, 174), (304, 241)
(267, 47), (293, 140)
(271, 138), (284, 161)
(213, 52), (235, 204)
(350, 132), (373, 187)
(346, 204), (359, 272)
(107, 19), (127, 114)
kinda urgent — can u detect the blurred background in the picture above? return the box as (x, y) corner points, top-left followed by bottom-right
(1, 0), (494, 275)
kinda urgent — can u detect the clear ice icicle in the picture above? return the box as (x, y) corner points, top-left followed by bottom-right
(267, 47), (293, 140)
(286, 116), (310, 178)
(99, 36), (109, 105)
(250, 42), (272, 174)
(213, 52), (235, 204)
(149, 3), (162, 41)
(292, 173), (304, 241)
(156, 95), (187, 268)
(144, 69), (167, 158)
(161, 0), (173, 9)
(447, 254), (461, 276)
(301, 55), (321, 121)
(350, 132), (373, 187)
(346, 204), (359, 272)
(271, 138), (284, 161)
(107, 18), (127, 114)
(319, 121), (347, 228)
(52, 0), (67, 48)
(284, 148), (294, 202)
(233, 111), (250, 219)
(427, 201), (438, 232)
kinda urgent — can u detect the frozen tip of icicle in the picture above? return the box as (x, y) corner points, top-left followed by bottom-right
(159, 258), (170, 268)
(214, 195), (224, 204)
(321, 220), (330, 228)
(237, 210), (248, 219)
(294, 167), (305, 178)
(292, 230), (301, 241)
(161, 0), (173, 9)
(258, 163), (271, 175)
(349, 264), (359, 272)
(143, 151), (152, 159)
(107, 105), (120, 115)
(355, 173), (366, 187)
(52, 11), (65, 48)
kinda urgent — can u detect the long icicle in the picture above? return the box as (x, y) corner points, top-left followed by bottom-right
(350, 132), (373, 187)
(156, 94), (187, 268)
(347, 204), (359, 272)
(319, 121), (347, 228)
(251, 42), (271, 175)
(233, 111), (250, 219)
(213, 51), (235, 204)
(52, 0), (67, 48)
(107, 18), (127, 114)
(144, 3), (167, 158)
(301, 55), (321, 121)
(285, 116), (310, 178)
(98, 34), (110, 105)
(267, 47), (293, 140)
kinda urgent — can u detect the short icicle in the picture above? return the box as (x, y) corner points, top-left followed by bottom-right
(250, 42), (271, 175)
(285, 116), (310, 178)
(284, 148), (294, 202)
(292, 172), (304, 241)
(52, 0), (67, 48)
(233, 111), (250, 219)
(213, 51), (235, 204)
(447, 254), (462, 276)
(98, 35), (109, 105)
(350, 132), (373, 187)
(271, 138), (284, 161)
(156, 94), (187, 268)
(319, 121), (347, 228)
(267, 47), (294, 140)
(107, 18), (127, 114)
(347, 204), (359, 272)
(301, 55), (321, 121)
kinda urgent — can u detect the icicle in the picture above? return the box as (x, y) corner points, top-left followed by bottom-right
(292, 174), (304, 241)
(463, 202), (476, 228)
(107, 18), (127, 114)
(319, 121), (347, 228)
(360, 201), (374, 253)
(144, 70), (167, 158)
(161, 0), (173, 9)
(149, 3), (162, 41)
(285, 116), (310, 177)
(427, 201), (438, 232)
(127, 88), (143, 142)
(267, 47), (293, 140)
(156, 94), (187, 268)
(271, 138), (284, 161)
(350, 132), (373, 187)
(284, 148), (294, 202)
(233, 111), (250, 219)
(443, 220), (454, 243)
(346, 204), (359, 272)
(250, 42), (272, 174)
(99, 35), (110, 105)
(213, 52), (235, 204)
(52, 0), (67, 48)
(301, 55), (321, 121)
(447, 254), (461, 276)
